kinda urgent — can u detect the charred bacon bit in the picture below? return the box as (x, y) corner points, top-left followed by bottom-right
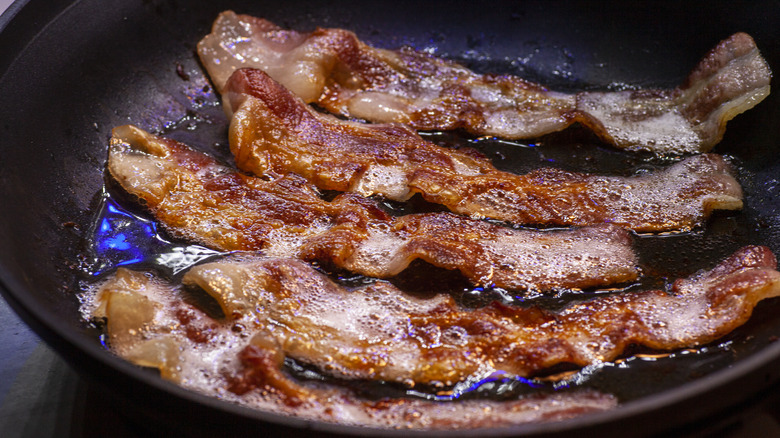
(198, 11), (771, 153)
(107, 125), (638, 292)
(224, 68), (743, 232)
(182, 246), (780, 386)
(90, 267), (618, 428)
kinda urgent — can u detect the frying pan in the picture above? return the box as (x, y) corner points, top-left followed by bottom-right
(1, 0), (779, 436)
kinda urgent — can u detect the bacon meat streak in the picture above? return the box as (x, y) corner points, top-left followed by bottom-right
(224, 69), (743, 232)
(91, 267), (618, 429)
(90, 246), (780, 425)
(107, 125), (638, 291)
(198, 11), (771, 154)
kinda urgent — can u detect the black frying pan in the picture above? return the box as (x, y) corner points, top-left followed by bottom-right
(1, 0), (779, 436)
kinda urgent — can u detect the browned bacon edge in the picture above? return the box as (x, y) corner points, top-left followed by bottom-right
(106, 125), (639, 292)
(225, 68), (743, 232)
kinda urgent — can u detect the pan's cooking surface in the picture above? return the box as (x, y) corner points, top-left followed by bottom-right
(1, 0), (779, 436)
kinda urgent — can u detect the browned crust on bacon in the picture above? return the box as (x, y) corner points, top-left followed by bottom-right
(225, 68), (743, 232)
(299, 215), (638, 291)
(107, 126), (336, 252)
(107, 125), (639, 292)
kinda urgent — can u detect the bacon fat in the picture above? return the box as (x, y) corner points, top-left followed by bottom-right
(198, 11), (771, 154)
(184, 246), (780, 385)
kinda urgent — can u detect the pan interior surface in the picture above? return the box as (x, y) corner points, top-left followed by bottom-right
(0, 0), (779, 436)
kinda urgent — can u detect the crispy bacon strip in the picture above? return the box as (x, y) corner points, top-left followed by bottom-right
(107, 125), (638, 291)
(198, 11), (771, 154)
(91, 267), (618, 429)
(224, 68), (743, 232)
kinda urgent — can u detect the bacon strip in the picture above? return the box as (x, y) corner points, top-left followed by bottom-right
(224, 68), (743, 232)
(180, 246), (780, 387)
(92, 246), (780, 391)
(198, 11), (771, 154)
(90, 245), (780, 428)
(107, 125), (638, 291)
(91, 267), (618, 429)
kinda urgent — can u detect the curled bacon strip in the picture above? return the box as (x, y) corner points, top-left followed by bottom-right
(92, 267), (618, 429)
(198, 11), (771, 154)
(182, 246), (780, 387)
(225, 68), (743, 232)
(107, 125), (638, 291)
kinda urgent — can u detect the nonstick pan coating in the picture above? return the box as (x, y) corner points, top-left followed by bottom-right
(0, 1), (779, 436)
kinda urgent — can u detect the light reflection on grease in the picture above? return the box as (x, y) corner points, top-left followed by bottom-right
(83, 191), (223, 277)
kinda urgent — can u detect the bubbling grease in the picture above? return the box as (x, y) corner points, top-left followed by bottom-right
(72, 11), (778, 431)
(108, 124), (641, 293)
